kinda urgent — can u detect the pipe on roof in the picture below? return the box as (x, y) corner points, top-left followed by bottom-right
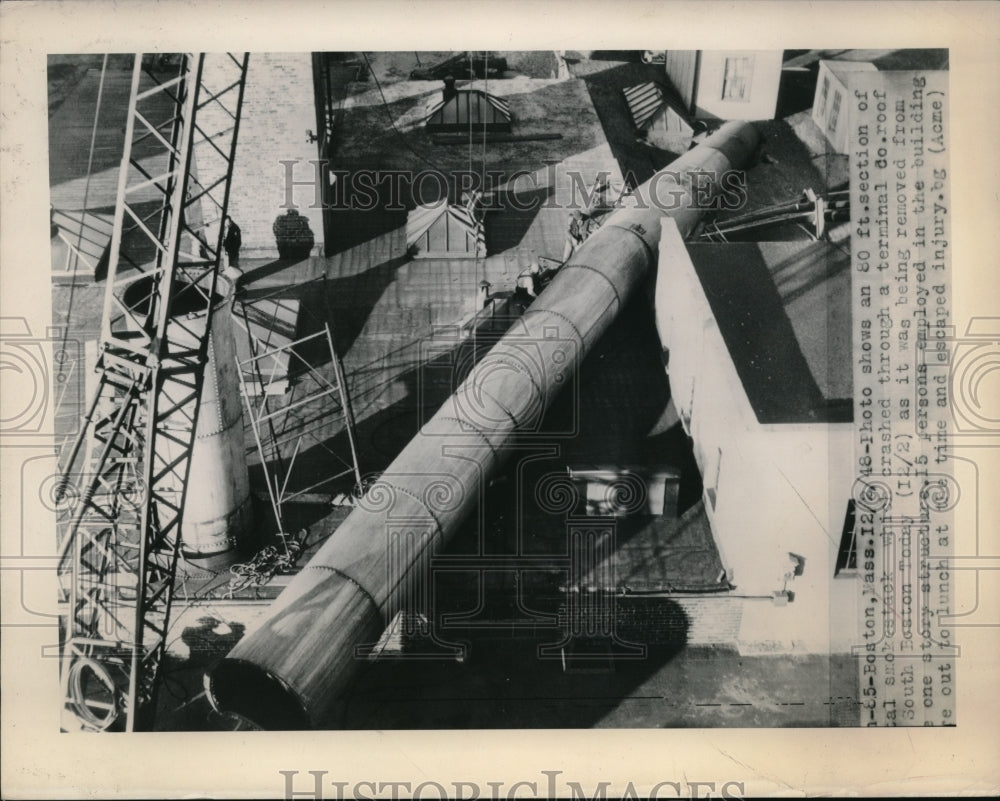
(206, 120), (760, 729)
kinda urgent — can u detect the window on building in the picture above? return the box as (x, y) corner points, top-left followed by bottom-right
(819, 75), (830, 115)
(721, 56), (754, 102)
(834, 499), (857, 576)
(828, 89), (842, 133)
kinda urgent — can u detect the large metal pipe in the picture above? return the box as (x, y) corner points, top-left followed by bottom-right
(207, 121), (760, 728)
(178, 278), (254, 562)
(122, 274), (253, 564)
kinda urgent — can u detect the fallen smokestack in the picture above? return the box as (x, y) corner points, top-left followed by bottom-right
(207, 121), (760, 728)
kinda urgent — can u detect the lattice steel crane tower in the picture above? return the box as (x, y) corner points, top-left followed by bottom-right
(56, 53), (250, 731)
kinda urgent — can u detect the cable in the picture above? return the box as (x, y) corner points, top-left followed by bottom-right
(477, 52), (490, 355)
(467, 51), (474, 178)
(360, 52), (447, 175)
(56, 55), (109, 456)
(468, 52), (476, 354)
(363, 51), (495, 362)
(76, 54), (107, 261)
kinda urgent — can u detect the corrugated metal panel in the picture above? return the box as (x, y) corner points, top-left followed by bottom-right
(665, 50), (698, 112)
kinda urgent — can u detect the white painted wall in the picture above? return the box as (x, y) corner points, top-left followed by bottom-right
(655, 221), (859, 654)
(812, 60), (877, 154)
(691, 50), (783, 121)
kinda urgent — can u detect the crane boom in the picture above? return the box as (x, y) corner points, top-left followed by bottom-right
(57, 52), (249, 731)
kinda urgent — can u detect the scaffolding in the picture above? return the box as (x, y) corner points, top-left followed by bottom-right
(235, 281), (363, 538)
(55, 53), (249, 731)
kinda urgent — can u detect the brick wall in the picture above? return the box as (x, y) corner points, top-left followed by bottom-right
(559, 594), (744, 648)
(673, 595), (743, 645)
(227, 53), (324, 259)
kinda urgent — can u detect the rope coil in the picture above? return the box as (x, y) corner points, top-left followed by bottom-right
(227, 530), (305, 594)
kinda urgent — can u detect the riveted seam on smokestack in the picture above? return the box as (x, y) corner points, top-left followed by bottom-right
(426, 416), (502, 459)
(303, 564), (382, 612)
(555, 263), (624, 307)
(368, 480), (448, 537)
(457, 380), (526, 429)
(519, 307), (585, 347)
(475, 354), (545, 398)
(207, 121), (762, 728)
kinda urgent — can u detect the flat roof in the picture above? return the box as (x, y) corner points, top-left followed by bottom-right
(687, 240), (853, 425)
(821, 60), (877, 81)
